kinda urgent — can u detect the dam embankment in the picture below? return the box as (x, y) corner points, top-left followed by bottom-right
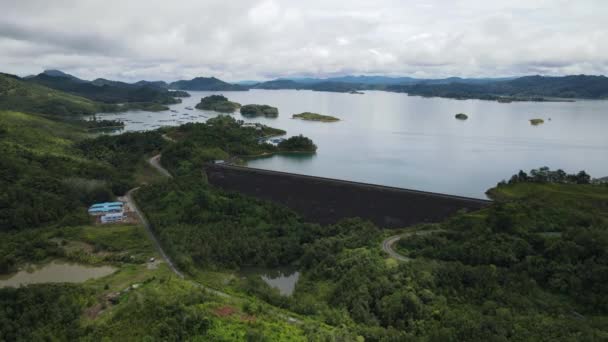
(205, 163), (491, 228)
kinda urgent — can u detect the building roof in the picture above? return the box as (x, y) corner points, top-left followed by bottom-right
(89, 202), (124, 212)
(90, 202), (123, 208)
(102, 213), (124, 218)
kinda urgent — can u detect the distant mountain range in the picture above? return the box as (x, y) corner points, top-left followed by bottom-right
(248, 74), (608, 100)
(386, 75), (608, 100)
(14, 69), (608, 101)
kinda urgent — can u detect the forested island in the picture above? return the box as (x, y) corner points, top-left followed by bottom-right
(240, 104), (279, 117)
(194, 95), (241, 113)
(292, 112), (340, 122)
(1, 67), (607, 341)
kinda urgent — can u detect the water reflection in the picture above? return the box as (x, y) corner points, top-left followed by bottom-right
(0, 260), (116, 287)
(240, 267), (300, 296)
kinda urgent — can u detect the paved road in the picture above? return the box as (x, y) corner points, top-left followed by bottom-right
(125, 187), (183, 278)
(382, 229), (443, 262)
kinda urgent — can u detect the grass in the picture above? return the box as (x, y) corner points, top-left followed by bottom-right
(0, 110), (88, 155)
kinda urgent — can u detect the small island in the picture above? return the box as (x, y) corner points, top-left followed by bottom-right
(292, 112), (340, 122)
(455, 113), (468, 120)
(195, 95), (241, 113)
(530, 118), (544, 125)
(240, 104), (279, 118)
(278, 134), (317, 152)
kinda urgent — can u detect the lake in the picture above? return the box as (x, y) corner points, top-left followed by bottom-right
(0, 260), (116, 288)
(94, 90), (608, 198)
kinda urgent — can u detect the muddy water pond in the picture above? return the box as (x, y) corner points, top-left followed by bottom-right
(0, 260), (116, 288)
(240, 267), (300, 296)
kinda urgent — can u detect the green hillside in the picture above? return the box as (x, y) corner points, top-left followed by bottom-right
(28, 72), (180, 105)
(0, 74), (118, 116)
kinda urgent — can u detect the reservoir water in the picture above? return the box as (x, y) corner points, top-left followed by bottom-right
(95, 90), (608, 198)
(0, 260), (116, 288)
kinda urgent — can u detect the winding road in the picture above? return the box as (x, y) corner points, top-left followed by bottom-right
(382, 229), (443, 262)
(126, 150), (308, 319)
(148, 154), (172, 178)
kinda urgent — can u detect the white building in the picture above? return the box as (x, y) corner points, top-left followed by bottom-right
(101, 212), (125, 224)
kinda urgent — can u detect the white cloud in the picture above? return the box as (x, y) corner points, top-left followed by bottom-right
(0, 0), (606, 81)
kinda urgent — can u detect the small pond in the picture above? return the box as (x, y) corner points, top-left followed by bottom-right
(0, 260), (116, 288)
(240, 267), (300, 296)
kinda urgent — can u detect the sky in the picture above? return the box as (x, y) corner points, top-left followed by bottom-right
(1, 0), (607, 82)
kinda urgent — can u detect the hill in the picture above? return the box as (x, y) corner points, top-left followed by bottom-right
(0, 73), (119, 116)
(133, 80), (169, 89)
(253, 79), (302, 90)
(27, 71), (179, 104)
(169, 77), (247, 91)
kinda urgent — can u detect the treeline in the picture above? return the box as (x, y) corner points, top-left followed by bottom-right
(501, 166), (591, 185)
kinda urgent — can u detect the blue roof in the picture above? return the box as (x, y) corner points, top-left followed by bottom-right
(88, 202), (125, 213)
(90, 202), (123, 208)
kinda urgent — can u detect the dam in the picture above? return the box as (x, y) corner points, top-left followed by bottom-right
(205, 163), (491, 228)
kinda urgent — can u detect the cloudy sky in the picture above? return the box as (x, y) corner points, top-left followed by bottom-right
(1, 0), (607, 82)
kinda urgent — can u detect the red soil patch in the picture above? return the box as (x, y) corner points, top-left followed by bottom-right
(213, 306), (236, 317)
(240, 314), (257, 323)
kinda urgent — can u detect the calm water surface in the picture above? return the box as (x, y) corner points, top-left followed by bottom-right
(239, 267), (300, 296)
(95, 90), (608, 198)
(0, 260), (116, 287)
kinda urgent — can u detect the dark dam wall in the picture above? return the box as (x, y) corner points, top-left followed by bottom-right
(205, 164), (491, 228)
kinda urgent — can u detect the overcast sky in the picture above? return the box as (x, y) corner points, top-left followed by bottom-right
(1, 0), (607, 82)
